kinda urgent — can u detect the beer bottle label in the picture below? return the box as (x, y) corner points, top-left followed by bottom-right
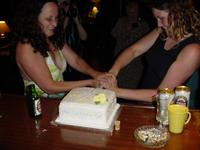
(34, 99), (42, 116)
(175, 95), (187, 106)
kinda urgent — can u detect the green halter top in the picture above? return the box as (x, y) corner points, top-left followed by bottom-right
(24, 51), (67, 99)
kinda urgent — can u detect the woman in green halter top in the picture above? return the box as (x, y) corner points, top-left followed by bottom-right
(14, 0), (103, 98)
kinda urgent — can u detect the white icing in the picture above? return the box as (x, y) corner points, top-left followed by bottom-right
(55, 87), (120, 130)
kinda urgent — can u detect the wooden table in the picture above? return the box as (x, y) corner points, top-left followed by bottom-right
(0, 94), (200, 150)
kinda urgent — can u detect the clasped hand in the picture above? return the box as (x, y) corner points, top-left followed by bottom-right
(96, 73), (117, 89)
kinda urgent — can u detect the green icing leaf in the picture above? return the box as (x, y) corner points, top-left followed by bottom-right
(94, 101), (101, 105)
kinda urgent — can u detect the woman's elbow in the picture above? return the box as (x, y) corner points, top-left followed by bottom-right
(38, 82), (58, 94)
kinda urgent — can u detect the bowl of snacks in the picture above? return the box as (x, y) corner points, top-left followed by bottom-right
(134, 125), (170, 148)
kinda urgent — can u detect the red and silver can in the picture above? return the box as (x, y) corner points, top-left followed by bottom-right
(174, 86), (190, 107)
(156, 88), (174, 125)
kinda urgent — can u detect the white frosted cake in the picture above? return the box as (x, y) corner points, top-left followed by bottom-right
(55, 87), (120, 130)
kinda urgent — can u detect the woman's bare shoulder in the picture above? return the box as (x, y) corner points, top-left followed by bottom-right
(178, 43), (200, 64)
(16, 42), (43, 63)
(181, 43), (200, 57)
(16, 42), (42, 56)
(16, 42), (34, 55)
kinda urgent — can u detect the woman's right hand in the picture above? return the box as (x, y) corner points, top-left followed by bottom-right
(97, 73), (117, 89)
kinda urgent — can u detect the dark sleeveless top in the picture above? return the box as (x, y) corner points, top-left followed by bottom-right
(140, 36), (200, 108)
(140, 35), (200, 89)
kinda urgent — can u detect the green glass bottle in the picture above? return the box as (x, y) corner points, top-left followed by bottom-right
(26, 84), (42, 118)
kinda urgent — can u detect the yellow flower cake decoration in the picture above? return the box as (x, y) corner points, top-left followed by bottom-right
(93, 93), (108, 104)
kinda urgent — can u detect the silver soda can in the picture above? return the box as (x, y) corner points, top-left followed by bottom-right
(174, 86), (190, 107)
(156, 88), (174, 125)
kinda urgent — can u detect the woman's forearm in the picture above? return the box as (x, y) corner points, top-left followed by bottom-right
(72, 56), (102, 78)
(39, 79), (95, 94)
(74, 20), (87, 40)
(114, 88), (157, 102)
(109, 47), (136, 76)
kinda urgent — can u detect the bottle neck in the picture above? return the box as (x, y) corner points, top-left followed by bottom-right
(26, 84), (38, 98)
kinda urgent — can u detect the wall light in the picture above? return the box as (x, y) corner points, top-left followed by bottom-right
(0, 21), (10, 39)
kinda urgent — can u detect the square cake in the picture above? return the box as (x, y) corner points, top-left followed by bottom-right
(55, 87), (120, 130)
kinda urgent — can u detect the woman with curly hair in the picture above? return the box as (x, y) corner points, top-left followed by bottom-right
(14, 0), (103, 98)
(100, 0), (200, 106)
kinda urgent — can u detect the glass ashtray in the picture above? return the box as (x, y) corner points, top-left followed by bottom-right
(134, 125), (170, 148)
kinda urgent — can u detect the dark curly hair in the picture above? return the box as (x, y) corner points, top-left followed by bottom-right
(13, 0), (65, 57)
(150, 0), (200, 40)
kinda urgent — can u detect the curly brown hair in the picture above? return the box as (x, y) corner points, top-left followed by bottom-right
(13, 0), (65, 57)
(151, 0), (200, 40)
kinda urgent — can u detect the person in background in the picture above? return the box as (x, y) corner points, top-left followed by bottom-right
(58, 0), (87, 50)
(100, 0), (200, 105)
(112, 0), (149, 57)
(111, 0), (149, 89)
(14, 0), (103, 98)
(58, 0), (88, 80)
